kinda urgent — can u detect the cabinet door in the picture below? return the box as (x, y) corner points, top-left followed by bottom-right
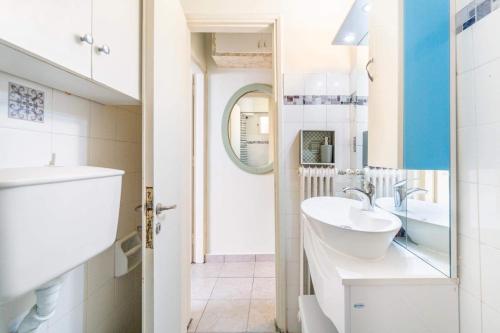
(367, 0), (403, 169)
(0, 0), (92, 77)
(92, 0), (141, 99)
(214, 33), (270, 54)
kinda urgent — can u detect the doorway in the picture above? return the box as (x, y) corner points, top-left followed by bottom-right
(187, 21), (283, 332)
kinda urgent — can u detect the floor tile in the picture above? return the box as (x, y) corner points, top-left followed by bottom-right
(196, 299), (250, 333)
(254, 262), (275, 278)
(211, 278), (253, 300)
(220, 262), (255, 278)
(225, 255), (256, 262)
(188, 299), (208, 332)
(252, 278), (275, 299)
(192, 263), (224, 278)
(192, 278), (217, 299)
(247, 299), (276, 333)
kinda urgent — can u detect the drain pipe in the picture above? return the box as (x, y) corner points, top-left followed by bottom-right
(14, 275), (66, 333)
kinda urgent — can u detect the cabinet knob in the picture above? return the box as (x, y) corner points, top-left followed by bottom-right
(97, 44), (111, 55)
(80, 34), (94, 45)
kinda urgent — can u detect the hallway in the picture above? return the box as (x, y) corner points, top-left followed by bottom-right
(189, 258), (276, 333)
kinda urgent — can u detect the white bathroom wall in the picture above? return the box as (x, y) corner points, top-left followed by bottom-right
(207, 64), (275, 255)
(281, 71), (351, 331)
(456, 1), (500, 332)
(181, 0), (354, 73)
(0, 72), (142, 333)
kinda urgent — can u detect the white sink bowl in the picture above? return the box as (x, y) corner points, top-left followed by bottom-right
(376, 197), (450, 253)
(301, 197), (401, 260)
(0, 166), (124, 304)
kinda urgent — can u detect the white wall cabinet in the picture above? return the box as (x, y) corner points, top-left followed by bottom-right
(0, 0), (141, 102)
(214, 33), (272, 54)
(0, 0), (93, 78)
(367, 0), (403, 169)
(92, 0), (141, 99)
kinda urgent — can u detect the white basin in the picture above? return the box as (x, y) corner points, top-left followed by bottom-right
(376, 197), (450, 254)
(301, 197), (401, 259)
(0, 166), (124, 304)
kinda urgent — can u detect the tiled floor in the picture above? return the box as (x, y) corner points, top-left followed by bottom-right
(189, 261), (276, 333)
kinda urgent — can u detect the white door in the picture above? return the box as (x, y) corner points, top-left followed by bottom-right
(92, 0), (141, 99)
(142, 0), (192, 332)
(0, 0), (92, 77)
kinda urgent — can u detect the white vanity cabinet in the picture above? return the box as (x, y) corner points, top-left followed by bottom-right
(0, 0), (141, 102)
(0, 0), (93, 77)
(302, 220), (459, 333)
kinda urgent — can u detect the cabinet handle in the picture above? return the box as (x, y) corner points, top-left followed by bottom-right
(80, 34), (94, 45)
(97, 44), (111, 55)
(366, 58), (374, 82)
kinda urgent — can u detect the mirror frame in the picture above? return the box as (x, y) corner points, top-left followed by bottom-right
(222, 83), (273, 175)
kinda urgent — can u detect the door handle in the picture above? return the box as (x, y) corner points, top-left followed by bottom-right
(155, 203), (177, 216)
(366, 58), (374, 82)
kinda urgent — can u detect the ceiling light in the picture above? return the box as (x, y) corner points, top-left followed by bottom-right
(362, 3), (372, 13)
(343, 34), (356, 43)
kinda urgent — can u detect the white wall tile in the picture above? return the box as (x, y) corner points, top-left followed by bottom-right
(326, 72), (350, 95)
(52, 265), (86, 323)
(459, 289), (482, 333)
(86, 279), (115, 332)
(457, 127), (478, 183)
(473, 9), (500, 68)
(48, 302), (86, 333)
(52, 134), (88, 166)
(282, 105), (303, 124)
(304, 73), (326, 95)
(458, 181), (479, 240)
(478, 184), (500, 249)
(480, 244), (500, 312)
(482, 303), (500, 333)
(88, 138), (116, 168)
(457, 71), (476, 128)
(456, 27), (475, 74)
(0, 128), (52, 168)
(475, 59), (500, 125)
(0, 72), (53, 133)
(303, 105), (326, 123)
(456, 0), (471, 13)
(52, 91), (90, 136)
(90, 103), (116, 140)
(87, 247), (115, 296)
(458, 235), (482, 298)
(116, 110), (139, 143)
(283, 74), (304, 96)
(477, 123), (500, 186)
(327, 105), (350, 123)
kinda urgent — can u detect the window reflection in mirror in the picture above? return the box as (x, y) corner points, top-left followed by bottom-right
(228, 92), (273, 168)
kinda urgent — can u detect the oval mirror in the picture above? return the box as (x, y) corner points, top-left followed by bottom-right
(222, 84), (274, 174)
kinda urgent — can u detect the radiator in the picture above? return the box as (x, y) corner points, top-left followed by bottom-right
(364, 167), (405, 198)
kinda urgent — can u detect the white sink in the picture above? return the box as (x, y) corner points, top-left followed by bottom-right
(301, 197), (401, 260)
(0, 166), (124, 304)
(376, 197), (450, 255)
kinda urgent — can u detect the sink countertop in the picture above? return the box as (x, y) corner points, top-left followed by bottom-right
(304, 218), (456, 286)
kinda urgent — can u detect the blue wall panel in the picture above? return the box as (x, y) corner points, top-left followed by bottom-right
(403, 0), (450, 170)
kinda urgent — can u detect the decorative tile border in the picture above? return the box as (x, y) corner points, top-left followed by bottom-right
(283, 94), (368, 106)
(8, 82), (45, 122)
(456, 0), (500, 34)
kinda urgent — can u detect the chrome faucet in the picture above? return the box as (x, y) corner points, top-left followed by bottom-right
(393, 179), (428, 211)
(343, 182), (376, 211)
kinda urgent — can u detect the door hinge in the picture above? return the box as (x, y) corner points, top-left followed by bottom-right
(145, 186), (154, 249)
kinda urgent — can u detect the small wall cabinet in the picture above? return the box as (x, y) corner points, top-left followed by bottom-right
(0, 0), (141, 101)
(367, 0), (450, 170)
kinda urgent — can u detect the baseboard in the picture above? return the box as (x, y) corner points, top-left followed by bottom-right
(204, 253), (275, 263)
